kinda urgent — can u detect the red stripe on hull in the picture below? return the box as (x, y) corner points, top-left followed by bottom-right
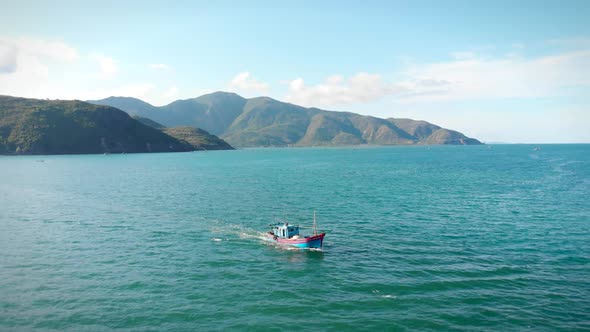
(266, 233), (325, 246)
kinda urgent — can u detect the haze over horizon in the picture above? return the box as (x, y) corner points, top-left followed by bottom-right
(1, 1), (589, 143)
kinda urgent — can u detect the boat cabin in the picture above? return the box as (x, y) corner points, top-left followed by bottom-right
(270, 223), (300, 239)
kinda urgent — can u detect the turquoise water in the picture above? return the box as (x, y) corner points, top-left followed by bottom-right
(1, 145), (589, 331)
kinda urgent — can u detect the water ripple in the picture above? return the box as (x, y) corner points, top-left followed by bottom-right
(1, 145), (589, 331)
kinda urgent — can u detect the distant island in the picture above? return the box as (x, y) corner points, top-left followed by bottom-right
(0, 92), (482, 155)
(0, 96), (233, 155)
(90, 91), (482, 148)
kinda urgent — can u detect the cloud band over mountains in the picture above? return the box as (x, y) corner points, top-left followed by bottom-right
(1, 36), (589, 143)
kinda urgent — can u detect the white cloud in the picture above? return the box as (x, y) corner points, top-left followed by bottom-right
(283, 47), (590, 108)
(92, 54), (118, 79)
(228, 71), (270, 96)
(163, 85), (178, 98)
(16, 38), (79, 62)
(284, 72), (451, 107)
(285, 72), (411, 107)
(0, 52), (51, 97)
(393, 106), (590, 144)
(0, 37), (79, 64)
(149, 63), (170, 70)
(0, 37), (81, 98)
(0, 40), (18, 74)
(0, 37), (79, 76)
(398, 49), (590, 103)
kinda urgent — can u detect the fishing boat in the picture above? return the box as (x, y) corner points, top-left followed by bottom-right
(264, 211), (326, 249)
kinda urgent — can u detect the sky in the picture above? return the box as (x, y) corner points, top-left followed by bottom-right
(0, 0), (589, 143)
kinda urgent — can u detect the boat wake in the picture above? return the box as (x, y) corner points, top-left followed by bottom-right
(208, 221), (268, 242)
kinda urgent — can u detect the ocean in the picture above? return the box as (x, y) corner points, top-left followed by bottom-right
(1, 145), (589, 331)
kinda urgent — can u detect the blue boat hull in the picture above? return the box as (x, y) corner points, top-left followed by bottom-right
(288, 237), (324, 249)
(265, 233), (325, 249)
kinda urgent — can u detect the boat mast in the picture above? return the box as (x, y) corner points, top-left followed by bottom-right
(313, 210), (318, 236)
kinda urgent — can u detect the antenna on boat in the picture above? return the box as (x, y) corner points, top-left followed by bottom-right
(313, 210), (318, 236)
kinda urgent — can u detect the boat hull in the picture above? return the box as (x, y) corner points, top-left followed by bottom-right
(265, 233), (325, 249)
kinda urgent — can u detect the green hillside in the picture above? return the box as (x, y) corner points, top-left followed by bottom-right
(0, 96), (195, 155)
(132, 116), (166, 129)
(133, 116), (234, 150)
(163, 127), (234, 150)
(91, 91), (483, 147)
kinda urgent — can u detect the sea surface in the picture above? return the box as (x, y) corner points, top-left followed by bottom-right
(1, 145), (589, 331)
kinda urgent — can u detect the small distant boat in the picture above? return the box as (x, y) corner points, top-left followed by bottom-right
(533, 147), (541, 151)
(265, 211), (326, 249)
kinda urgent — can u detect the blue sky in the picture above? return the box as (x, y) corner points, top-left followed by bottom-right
(1, 0), (589, 142)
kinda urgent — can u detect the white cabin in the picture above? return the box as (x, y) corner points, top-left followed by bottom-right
(270, 223), (300, 239)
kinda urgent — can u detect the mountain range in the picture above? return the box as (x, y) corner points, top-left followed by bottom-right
(89, 92), (482, 147)
(0, 96), (232, 155)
